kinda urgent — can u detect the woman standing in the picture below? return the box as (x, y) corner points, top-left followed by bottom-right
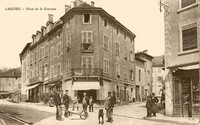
(151, 93), (159, 117)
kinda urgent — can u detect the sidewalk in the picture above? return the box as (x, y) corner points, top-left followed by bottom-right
(0, 100), (199, 125)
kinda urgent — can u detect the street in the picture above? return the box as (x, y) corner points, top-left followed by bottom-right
(0, 113), (24, 125)
(0, 100), (195, 125)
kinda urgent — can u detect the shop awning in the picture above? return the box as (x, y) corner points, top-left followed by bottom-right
(27, 84), (39, 90)
(178, 64), (199, 70)
(73, 82), (100, 90)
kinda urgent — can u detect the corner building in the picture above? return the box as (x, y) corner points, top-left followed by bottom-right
(20, 0), (136, 103)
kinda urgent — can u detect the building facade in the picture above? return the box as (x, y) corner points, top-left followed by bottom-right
(20, 0), (136, 104)
(0, 67), (21, 102)
(135, 51), (153, 101)
(164, 0), (200, 117)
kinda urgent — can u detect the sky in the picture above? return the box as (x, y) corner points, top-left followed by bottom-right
(0, 0), (164, 68)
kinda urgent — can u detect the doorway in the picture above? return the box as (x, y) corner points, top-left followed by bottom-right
(136, 85), (140, 101)
(78, 90), (97, 103)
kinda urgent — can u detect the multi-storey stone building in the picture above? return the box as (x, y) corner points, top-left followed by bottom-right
(20, 0), (136, 103)
(164, 0), (200, 117)
(135, 51), (153, 101)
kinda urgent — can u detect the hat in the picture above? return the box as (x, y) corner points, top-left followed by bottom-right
(83, 92), (86, 95)
(108, 91), (111, 94)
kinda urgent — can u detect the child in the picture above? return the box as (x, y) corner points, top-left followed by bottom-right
(89, 96), (94, 112)
(72, 94), (79, 111)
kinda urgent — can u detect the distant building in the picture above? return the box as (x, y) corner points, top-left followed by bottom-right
(0, 67), (21, 102)
(152, 55), (167, 97)
(20, 0), (136, 104)
(135, 51), (153, 101)
(164, 0), (199, 117)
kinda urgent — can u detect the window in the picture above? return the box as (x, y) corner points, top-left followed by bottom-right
(83, 14), (91, 24)
(50, 65), (54, 78)
(66, 58), (71, 73)
(130, 70), (134, 80)
(116, 63), (120, 78)
(182, 26), (197, 51)
(57, 43), (61, 56)
(44, 64), (48, 75)
(116, 28), (119, 35)
(123, 46), (128, 60)
(82, 31), (93, 52)
(103, 35), (109, 50)
(57, 63), (61, 76)
(130, 38), (134, 43)
(45, 44), (49, 57)
(181, 0), (196, 8)
(103, 58), (109, 73)
(50, 46), (54, 60)
(30, 54), (33, 65)
(124, 33), (126, 40)
(139, 70), (141, 81)
(35, 51), (37, 63)
(66, 20), (70, 28)
(54, 64), (57, 77)
(66, 34), (71, 50)
(39, 48), (42, 60)
(124, 67), (128, 80)
(129, 51), (133, 62)
(104, 19), (108, 27)
(116, 43), (120, 55)
(81, 56), (93, 69)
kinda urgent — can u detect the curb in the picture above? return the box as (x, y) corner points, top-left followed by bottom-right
(0, 110), (33, 125)
(112, 113), (197, 125)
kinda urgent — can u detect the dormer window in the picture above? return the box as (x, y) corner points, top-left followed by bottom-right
(83, 14), (91, 24)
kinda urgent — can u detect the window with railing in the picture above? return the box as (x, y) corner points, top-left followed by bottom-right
(82, 31), (93, 52)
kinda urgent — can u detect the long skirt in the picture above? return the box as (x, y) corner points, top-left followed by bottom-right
(152, 104), (158, 114)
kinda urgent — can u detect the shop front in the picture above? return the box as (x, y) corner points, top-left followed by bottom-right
(172, 67), (199, 117)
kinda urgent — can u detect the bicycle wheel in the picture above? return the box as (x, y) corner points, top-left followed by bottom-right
(80, 110), (88, 120)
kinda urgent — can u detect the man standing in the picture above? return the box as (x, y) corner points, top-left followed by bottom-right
(63, 90), (70, 117)
(104, 91), (115, 123)
(82, 92), (89, 112)
(53, 90), (62, 121)
(72, 94), (80, 111)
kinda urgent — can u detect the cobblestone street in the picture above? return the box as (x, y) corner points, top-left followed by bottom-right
(0, 100), (198, 125)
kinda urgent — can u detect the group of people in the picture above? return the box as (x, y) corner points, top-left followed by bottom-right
(53, 89), (95, 121)
(146, 93), (159, 118)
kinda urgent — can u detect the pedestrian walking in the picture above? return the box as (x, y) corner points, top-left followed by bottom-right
(53, 90), (62, 121)
(151, 93), (159, 117)
(63, 90), (70, 117)
(72, 94), (80, 111)
(146, 95), (152, 118)
(82, 92), (89, 112)
(89, 96), (94, 112)
(104, 91), (115, 123)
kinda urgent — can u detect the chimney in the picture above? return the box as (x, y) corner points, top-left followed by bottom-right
(46, 14), (54, 33)
(32, 34), (36, 43)
(65, 5), (71, 13)
(36, 31), (41, 41)
(91, 1), (95, 7)
(48, 14), (53, 23)
(41, 26), (46, 37)
(74, 0), (83, 7)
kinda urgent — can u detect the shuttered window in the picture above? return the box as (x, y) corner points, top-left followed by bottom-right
(181, 0), (196, 8)
(182, 27), (197, 51)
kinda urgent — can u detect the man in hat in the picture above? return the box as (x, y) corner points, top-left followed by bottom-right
(82, 92), (89, 112)
(104, 91), (115, 123)
(53, 89), (62, 121)
(63, 90), (70, 117)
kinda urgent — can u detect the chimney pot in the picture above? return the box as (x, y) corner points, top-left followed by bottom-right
(91, 1), (95, 6)
(48, 14), (53, 23)
(65, 5), (71, 13)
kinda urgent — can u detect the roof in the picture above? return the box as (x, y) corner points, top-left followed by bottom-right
(19, 42), (31, 63)
(135, 57), (146, 63)
(135, 52), (154, 59)
(152, 55), (164, 67)
(0, 67), (21, 78)
(60, 2), (136, 38)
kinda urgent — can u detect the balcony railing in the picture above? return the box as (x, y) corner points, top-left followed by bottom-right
(72, 68), (103, 77)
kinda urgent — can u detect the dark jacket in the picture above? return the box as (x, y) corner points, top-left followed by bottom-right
(54, 92), (62, 106)
(63, 94), (70, 108)
(108, 96), (115, 108)
(146, 96), (152, 108)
